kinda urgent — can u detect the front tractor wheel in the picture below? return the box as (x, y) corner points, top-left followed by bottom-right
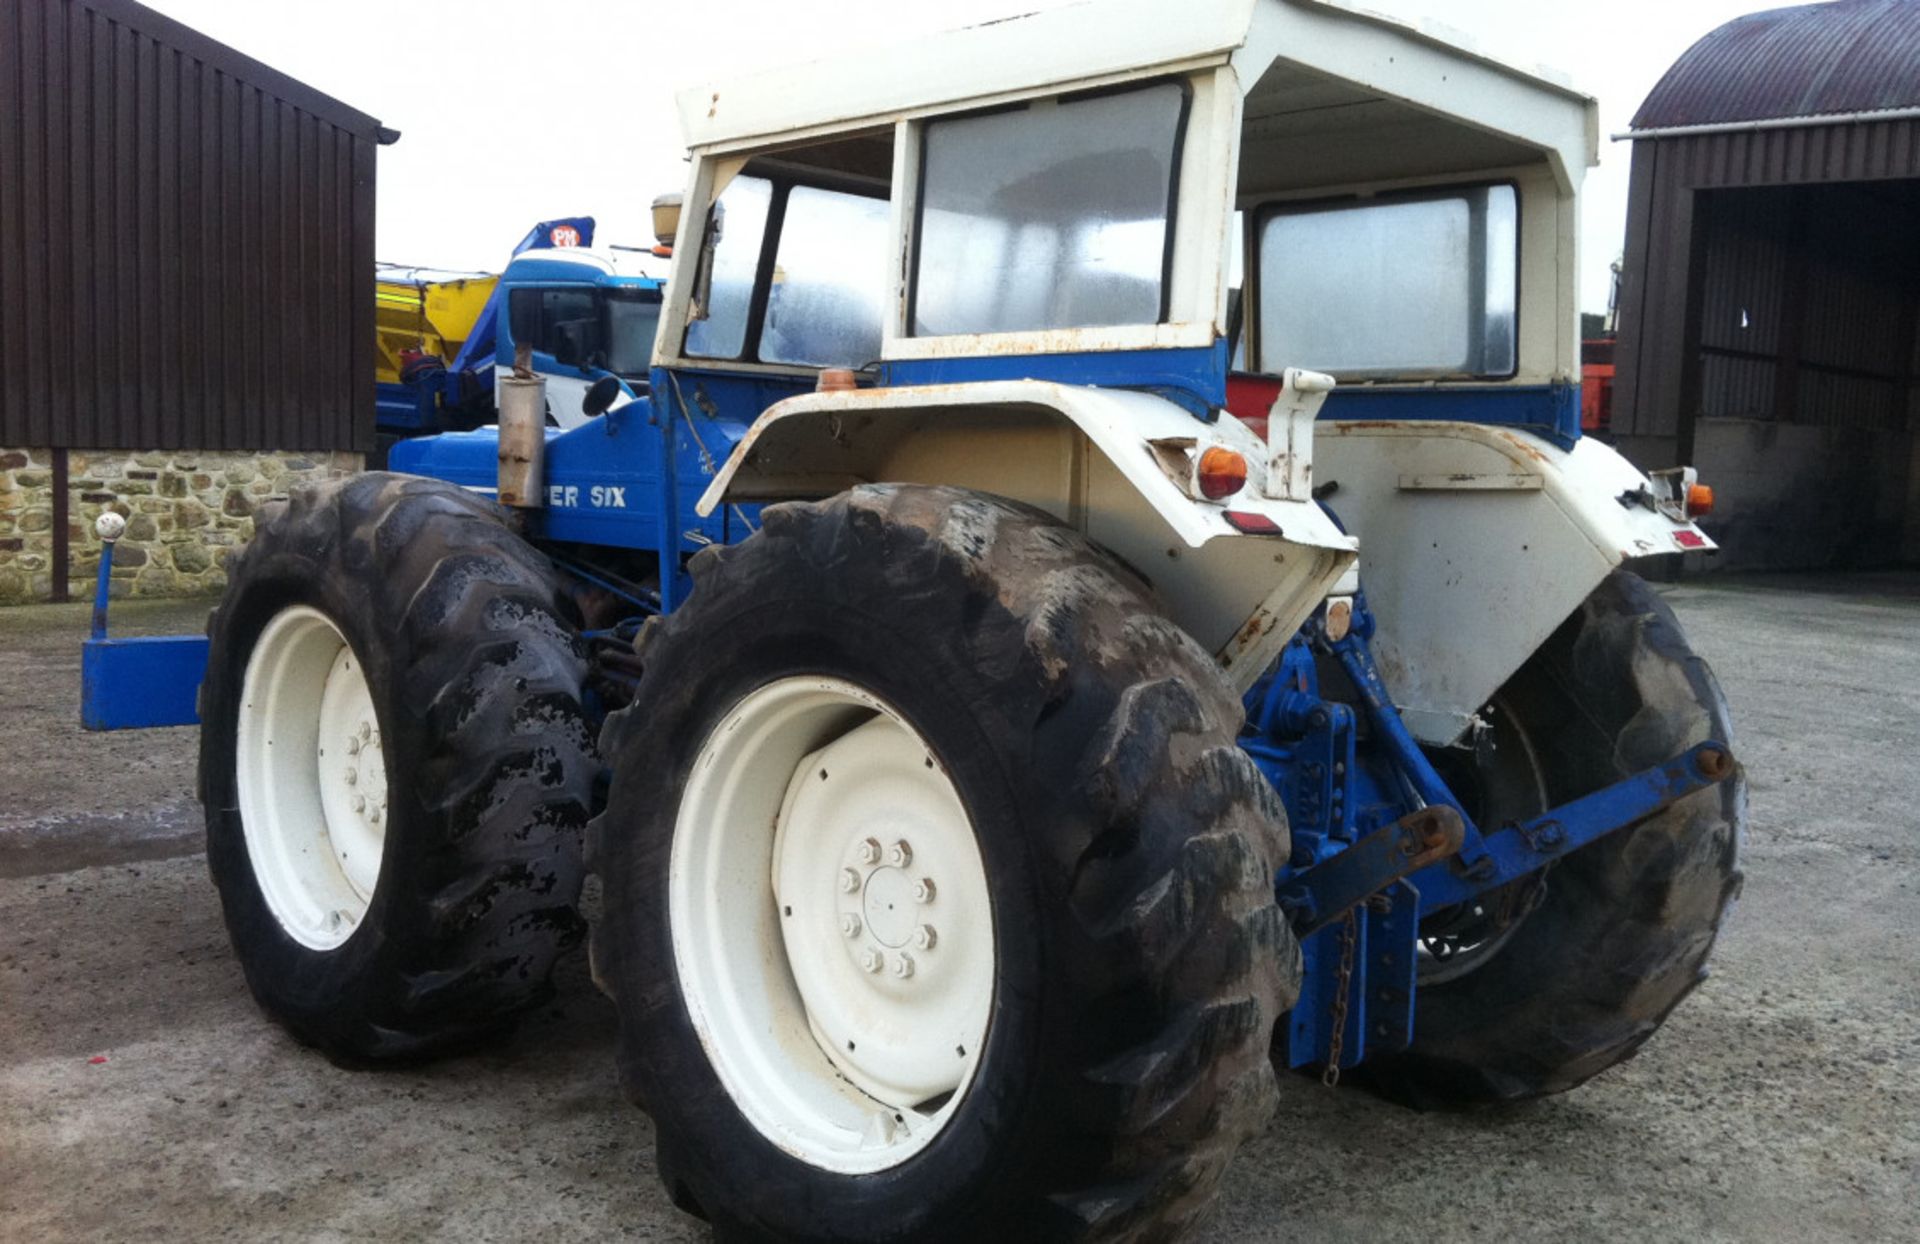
(591, 485), (1296, 1242)
(200, 473), (596, 1062)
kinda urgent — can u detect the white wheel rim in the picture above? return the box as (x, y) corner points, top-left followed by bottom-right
(236, 605), (389, 951)
(669, 677), (995, 1175)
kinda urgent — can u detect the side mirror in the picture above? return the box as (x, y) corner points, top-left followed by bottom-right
(582, 374), (624, 418)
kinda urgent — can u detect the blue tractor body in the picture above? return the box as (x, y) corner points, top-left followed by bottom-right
(80, 0), (1738, 1107)
(82, 324), (1729, 1081)
(377, 341), (1727, 1076)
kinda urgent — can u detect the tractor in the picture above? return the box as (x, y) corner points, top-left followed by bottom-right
(93, 1), (1745, 1238)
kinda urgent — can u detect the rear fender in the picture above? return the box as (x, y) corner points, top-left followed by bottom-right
(1314, 421), (1716, 743)
(697, 381), (1357, 689)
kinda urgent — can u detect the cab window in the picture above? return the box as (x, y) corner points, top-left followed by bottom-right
(682, 126), (895, 370)
(1256, 184), (1518, 379)
(509, 287), (600, 365)
(684, 176), (774, 361)
(760, 186), (889, 368)
(911, 82), (1187, 337)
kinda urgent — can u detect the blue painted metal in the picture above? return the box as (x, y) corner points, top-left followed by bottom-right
(1242, 592), (1734, 1071)
(385, 379), (755, 562)
(82, 636), (210, 730)
(874, 347), (1577, 444)
(1318, 383), (1582, 449)
(1288, 880), (1420, 1073)
(1324, 600), (1491, 869)
(80, 539), (208, 730)
(1409, 741), (1733, 910)
(89, 541), (114, 639)
(376, 378), (441, 432)
(878, 341), (1230, 418)
(1274, 806), (1462, 934)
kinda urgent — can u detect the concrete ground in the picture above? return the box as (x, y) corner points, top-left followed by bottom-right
(2, 577), (1915, 1242)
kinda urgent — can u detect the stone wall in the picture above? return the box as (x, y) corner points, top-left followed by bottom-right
(0, 448), (363, 605)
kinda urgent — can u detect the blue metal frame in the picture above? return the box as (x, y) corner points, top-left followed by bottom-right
(1320, 383), (1582, 450)
(79, 540), (208, 731)
(1241, 593), (1731, 1073)
(879, 342), (1231, 421)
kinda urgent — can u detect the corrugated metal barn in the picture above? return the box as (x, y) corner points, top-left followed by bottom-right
(1612, 0), (1920, 572)
(0, 0), (392, 603)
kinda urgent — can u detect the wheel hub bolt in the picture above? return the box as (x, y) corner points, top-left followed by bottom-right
(913, 924), (937, 950)
(914, 878), (936, 904)
(859, 948), (883, 974)
(346, 737), (361, 756)
(891, 953), (915, 979)
(857, 837), (882, 865)
(359, 722), (372, 741)
(352, 794), (366, 814)
(369, 807), (382, 826)
(888, 840), (912, 868)
(840, 868), (863, 894)
(840, 914), (862, 938)
(345, 768), (358, 786)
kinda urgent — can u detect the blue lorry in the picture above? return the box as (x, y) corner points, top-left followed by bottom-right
(374, 215), (666, 438)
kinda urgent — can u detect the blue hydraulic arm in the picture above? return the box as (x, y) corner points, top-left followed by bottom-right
(1243, 589), (1737, 1074)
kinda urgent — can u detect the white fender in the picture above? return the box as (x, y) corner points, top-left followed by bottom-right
(697, 381), (1357, 690)
(1315, 421), (1716, 743)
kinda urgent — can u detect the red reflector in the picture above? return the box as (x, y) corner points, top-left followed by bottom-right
(1673, 530), (1707, 549)
(1196, 446), (1248, 500)
(1225, 510), (1283, 535)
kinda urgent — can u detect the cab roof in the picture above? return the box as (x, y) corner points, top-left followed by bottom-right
(676, 0), (1597, 185)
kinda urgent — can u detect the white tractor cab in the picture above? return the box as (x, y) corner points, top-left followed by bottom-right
(669, 0), (1714, 746)
(496, 246), (665, 428)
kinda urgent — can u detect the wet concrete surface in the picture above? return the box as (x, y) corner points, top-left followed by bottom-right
(2, 575), (1915, 1241)
(0, 597), (211, 878)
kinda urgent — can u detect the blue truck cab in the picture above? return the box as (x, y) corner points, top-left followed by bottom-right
(494, 247), (666, 429)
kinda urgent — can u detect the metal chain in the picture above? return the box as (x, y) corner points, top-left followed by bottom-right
(1321, 908), (1360, 1087)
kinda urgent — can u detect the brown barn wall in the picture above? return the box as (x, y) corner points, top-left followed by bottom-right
(1614, 117), (1920, 442)
(0, 0), (382, 454)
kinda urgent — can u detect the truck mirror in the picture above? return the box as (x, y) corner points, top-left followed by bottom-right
(583, 375), (624, 418)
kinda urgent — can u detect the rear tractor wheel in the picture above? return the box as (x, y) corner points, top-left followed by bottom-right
(1364, 569), (1745, 1107)
(199, 473), (596, 1062)
(591, 484), (1297, 1242)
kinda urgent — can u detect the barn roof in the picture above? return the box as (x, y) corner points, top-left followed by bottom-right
(1633, 0), (1920, 130)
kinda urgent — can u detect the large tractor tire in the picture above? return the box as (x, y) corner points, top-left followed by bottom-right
(1365, 569), (1745, 1107)
(590, 485), (1296, 1242)
(199, 473), (595, 1062)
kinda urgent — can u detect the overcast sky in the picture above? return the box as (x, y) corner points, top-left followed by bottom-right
(146, 0), (1764, 313)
